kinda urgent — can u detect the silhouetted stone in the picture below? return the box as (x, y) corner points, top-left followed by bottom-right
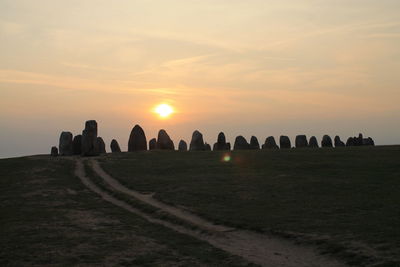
(334, 136), (345, 147)
(309, 136), (319, 148)
(178, 140), (187, 151)
(149, 138), (157, 150)
(346, 137), (355, 146)
(51, 146), (58, 157)
(190, 130), (205, 151)
(280, 136), (291, 149)
(226, 142), (231, 150)
(59, 131), (73, 156)
(72, 135), (82, 155)
(250, 136), (260, 149)
(128, 125), (147, 151)
(205, 143), (211, 151)
(321, 135), (333, 148)
(264, 136), (279, 149)
(157, 129), (174, 150)
(295, 135), (308, 148)
(110, 139), (121, 153)
(97, 137), (106, 154)
(214, 132), (229, 150)
(234, 136), (250, 150)
(355, 133), (363, 146)
(82, 120), (100, 156)
(363, 137), (375, 146)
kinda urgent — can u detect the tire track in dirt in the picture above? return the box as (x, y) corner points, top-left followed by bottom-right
(77, 159), (346, 267)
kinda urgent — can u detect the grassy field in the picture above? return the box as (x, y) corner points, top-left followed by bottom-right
(99, 146), (400, 266)
(0, 156), (251, 266)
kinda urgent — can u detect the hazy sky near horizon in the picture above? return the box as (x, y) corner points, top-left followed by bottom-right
(1, 0), (400, 157)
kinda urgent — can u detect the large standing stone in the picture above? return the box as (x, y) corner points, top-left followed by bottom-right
(346, 137), (355, 146)
(295, 135), (308, 148)
(234, 136), (250, 150)
(82, 120), (100, 156)
(308, 136), (319, 148)
(280, 136), (291, 149)
(189, 130), (205, 151)
(59, 131), (73, 156)
(178, 140), (187, 151)
(263, 136), (279, 149)
(250, 136), (260, 149)
(128, 125), (147, 151)
(110, 139), (121, 153)
(321, 135), (333, 148)
(213, 132), (229, 150)
(51, 146), (58, 157)
(97, 137), (106, 154)
(149, 138), (157, 150)
(157, 129), (174, 150)
(72, 135), (82, 155)
(334, 136), (345, 147)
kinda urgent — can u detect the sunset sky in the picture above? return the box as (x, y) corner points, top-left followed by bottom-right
(1, 0), (400, 158)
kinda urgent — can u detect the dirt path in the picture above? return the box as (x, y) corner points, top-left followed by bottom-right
(77, 159), (346, 267)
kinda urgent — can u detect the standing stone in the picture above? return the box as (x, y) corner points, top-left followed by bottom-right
(334, 136), (345, 147)
(346, 137), (355, 146)
(264, 136), (279, 149)
(128, 125), (147, 151)
(149, 138), (157, 150)
(59, 131), (73, 156)
(214, 132), (229, 150)
(73, 135), (82, 155)
(280, 136), (291, 149)
(226, 142), (231, 151)
(355, 133), (363, 146)
(250, 136), (260, 149)
(97, 137), (106, 154)
(178, 140), (187, 151)
(205, 143), (211, 151)
(363, 137), (375, 146)
(321, 135), (333, 148)
(82, 120), (100, 156)
(295, 135), (308, 148)
(234, 136), (250, 150)
(190, 130), (205, 151)
(51, 146), (58, 157)
(309, 136), (319, 148)
(157, 129), (174, 150)
(110, 139), (121, 153)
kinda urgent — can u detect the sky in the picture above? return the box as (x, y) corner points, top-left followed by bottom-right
(1, 0), (400, 158)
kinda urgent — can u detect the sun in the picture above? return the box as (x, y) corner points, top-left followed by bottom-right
(154, 104), (174, 118)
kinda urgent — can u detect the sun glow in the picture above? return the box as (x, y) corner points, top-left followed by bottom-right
(154, 104), (174, 118)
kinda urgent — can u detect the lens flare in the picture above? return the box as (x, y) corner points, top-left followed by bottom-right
(223, 154), (231, 162)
